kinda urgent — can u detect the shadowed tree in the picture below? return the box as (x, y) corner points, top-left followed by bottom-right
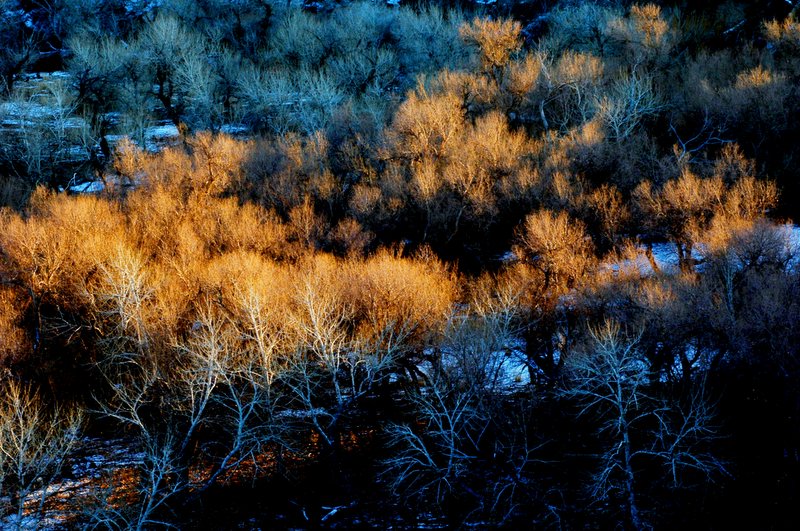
(564, 320), (725, 530)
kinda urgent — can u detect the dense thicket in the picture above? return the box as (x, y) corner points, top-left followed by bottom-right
(1, 1), (800, 529)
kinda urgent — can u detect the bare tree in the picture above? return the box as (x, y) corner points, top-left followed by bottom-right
(0, 5), (41, 96)
(596, 69), (663, 141)
(514, 209), (596, 292)
(383, 304), (530, 513)
(383, 369), (486, 505)
(1, 79), (87, 187)
(282, 267), (398, 448)
(91, 297), (274, 529)
(564, 320), (724, 530)
(0, 381), (83, 530)
(460, 17), (522, 81)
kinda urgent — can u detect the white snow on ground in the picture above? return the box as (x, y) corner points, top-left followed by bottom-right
(0, 437), (146, 530)
(67, 180), (106, 194)
(603, 249), (657, 277)
(484, 347), (532, 389)
(603, 242), (703, 277)
(0, 101), (88, 132)
(57, 145), (90, 163)
(496, 250), (517, 264)
(417, 342), (532, 393)
(276, 407), (330, 419)
(69, 438), (145, 479)
(649, 242), (683, 272)
(220, 123), (249, 135)
(105, 122), (251, 152)
(104, 112), (123, 124)
(617, 224), (800, 277)
(0, 101), (58, 128)
(141, 122), (181, 151)
(20, 71), (72, 82)
(146, 123), (179, 139)
(103, 134), (125, 144)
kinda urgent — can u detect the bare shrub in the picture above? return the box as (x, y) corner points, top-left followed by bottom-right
(633, 149), (777, 273)
(389, 85), (465, 161)
(606, 4), (676, 68)
(460, 17), (522, 77)
(764, 14), (800, 78)
(238, 65), (344, 135)
(633, 172), (723, 270)
(0, 287), (30, 366)
(542, 3), (621, 55)
(596, 69), (662, 140)
(0, 175), (30, 210)
(329, 218), (373, 256)
(0, 189), (127, 305)
(267, 9), (329, 69)
(135, 14), (207, 130)
(0, 381), (83, 529)
(394, 4), (468, 74)
(586, 183), (630, 249)
(288, 196), (328, 250)
(514, 209), (596, 291)
(383, 301), (531, 518)
(543, 51), (606, 131)
(0, 80), (90, 186)
(187, 132), (250, 196)
(383, 365), (488, 505)
(345, 249), (455, 355)
(67, 34), (131, 123)
(0, 8), (40, 95)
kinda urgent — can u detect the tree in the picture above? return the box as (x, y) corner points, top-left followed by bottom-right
(0, 381), (82, 530)
(633, 158), (778, 273)
(383, 368), (486, 506)
(460, 17), (522, 80)
(596, 69), (662, 141)
(383, 303), (536, 523)
(514, 209), (595, 292)
(564, 320), (724, 530)
(91, 296), (281, 530)
(0, 4), (40, 95)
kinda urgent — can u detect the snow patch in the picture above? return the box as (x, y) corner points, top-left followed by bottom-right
(67, 180), (106, 194)
(220, 123), (249, 135)
(146, 123), (179, 140)
(69, 437), (146, 479)
(417, 341), (532, 393)
(275, 407), (329, 419)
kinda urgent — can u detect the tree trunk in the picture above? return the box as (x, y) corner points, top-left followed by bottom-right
(622, 427), (644, 531)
